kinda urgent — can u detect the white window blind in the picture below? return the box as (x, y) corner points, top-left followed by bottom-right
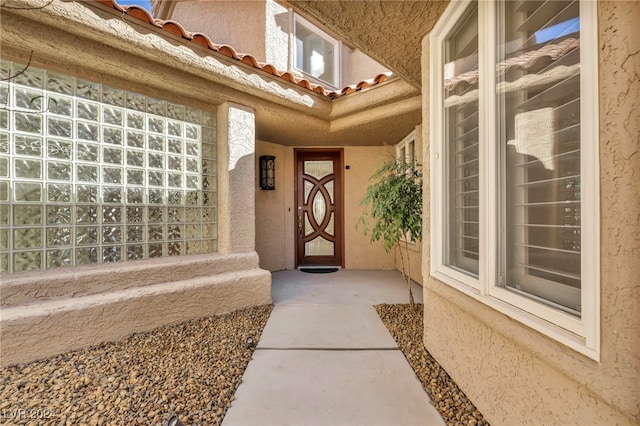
(431, 0), (599, 357)
(444, 3), (479, 276)
(496, 0), (581, 314)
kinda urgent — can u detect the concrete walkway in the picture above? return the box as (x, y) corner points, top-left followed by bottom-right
(222, 270), (445, 426)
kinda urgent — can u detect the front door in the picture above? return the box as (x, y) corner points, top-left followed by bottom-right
(295, 149), (344, 267)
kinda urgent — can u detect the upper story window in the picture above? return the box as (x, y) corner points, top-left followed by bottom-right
(294, 15), (340, 88)
(430, 0), (599, 359)
(0, 61), (217, 273)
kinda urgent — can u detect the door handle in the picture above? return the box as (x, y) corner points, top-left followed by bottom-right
(298, 213), (303, 237)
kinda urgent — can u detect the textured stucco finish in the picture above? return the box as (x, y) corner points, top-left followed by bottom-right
(171, 1), (267, 62)
(217, 103), (258, 254)
(1, 253), (271, 367)
(1, 253), (259, 308)
(347, 50), (389, 87)
(255, 141), (289, 271)
(421, 1), (640, 424)
(282, 0), (449, 87)
(254, 143), (396, 271)
(168, 0), (417, 147)
(265, 0), (290, 71)
(169, 0), (389, 89)
(0, 2), (273, 367)
(2, 96), (271, 367)
(0, 0), (420, 148)
(343, 146), (395, 270)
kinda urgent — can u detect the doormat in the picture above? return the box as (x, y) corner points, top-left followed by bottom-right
(299, 267), (339, 274)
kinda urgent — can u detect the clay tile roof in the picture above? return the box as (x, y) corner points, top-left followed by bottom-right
(374, 73), (390, 84)
(240, 54), (260, 68)
(297, 79), (312, 90)
(191, 32), (215, 49)
(312, 85), (327, 96)
(125, 5), (156, 24)
(356, 81), (370, 91)
(445, 37), (580, 91)
(279, 72), (295, 82)
(261, 64), (281, 76)
(161, 20), (192, 39)
(94, 0), (393, 100)
(341, 86), (357, 96)
(217, 44), (240, 60)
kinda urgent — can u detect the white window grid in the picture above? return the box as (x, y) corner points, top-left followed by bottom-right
(0, 60), (217, 273)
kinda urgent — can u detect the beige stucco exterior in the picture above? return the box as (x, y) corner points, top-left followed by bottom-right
(169, 0), (389, 89)
(420, 1), (640, 424)
(0, 1), (275, 367)
(170, 1), (269, 63)
(255, 141), (403, 271)
(3, 1), (637, 424)
(0, 0), (413, 366)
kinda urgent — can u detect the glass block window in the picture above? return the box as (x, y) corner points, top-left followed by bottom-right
(0, 60), (217, 273)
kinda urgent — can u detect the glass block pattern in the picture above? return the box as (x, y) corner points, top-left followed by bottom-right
(0, 60), (217, 273)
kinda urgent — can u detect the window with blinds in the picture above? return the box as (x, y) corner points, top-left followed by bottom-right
(444, 3), (479, 276)
(496, 0), (581, 314)
(431, 0), (598, 355)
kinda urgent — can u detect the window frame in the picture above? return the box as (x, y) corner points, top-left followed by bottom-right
(293, 14), (341, 88)
(396, 129), (416, 169)
(430, 0), (600, 360)
(396, 129), (418, 245)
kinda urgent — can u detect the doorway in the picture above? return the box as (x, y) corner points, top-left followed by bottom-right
(295, 149), (344, 267)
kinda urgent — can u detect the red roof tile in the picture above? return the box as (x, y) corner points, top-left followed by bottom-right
(95, 0), (392, 100)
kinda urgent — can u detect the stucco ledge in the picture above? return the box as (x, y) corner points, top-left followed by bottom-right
(0, 254), (271, 367)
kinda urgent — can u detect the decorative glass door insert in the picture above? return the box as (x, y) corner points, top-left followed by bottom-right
(295, 150), (343, 266)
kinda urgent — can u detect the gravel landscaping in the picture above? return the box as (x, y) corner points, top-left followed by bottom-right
(0, 305), (272, 426)
(2, 301), (487, 426)
(376, 303), (490, 426)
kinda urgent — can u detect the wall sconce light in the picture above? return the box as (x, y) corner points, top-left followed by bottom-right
(259, 155), (275, 190)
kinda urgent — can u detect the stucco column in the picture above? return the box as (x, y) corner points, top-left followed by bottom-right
(217, 103), (257, 254)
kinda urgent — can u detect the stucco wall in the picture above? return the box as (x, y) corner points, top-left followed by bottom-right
(0, 4), (272, 366)
(255, 141), (289, 271)
(254, 143), (395, 270)
(265, 0), (291, 71)
(171, 0), (267, 62)
(348, 50), (390, 86)
(421, 1), (640, 424)
(343, 146), (396, 269)
(170, 0), (388, 89)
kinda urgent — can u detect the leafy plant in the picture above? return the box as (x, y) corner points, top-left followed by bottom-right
(358, 158), (423, 311)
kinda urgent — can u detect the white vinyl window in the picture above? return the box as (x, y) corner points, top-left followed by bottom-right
(396, 130), (416, 168)
(430, 0), (599, 359)
(397, 130), (418, 244)
(294, 15), (340, 87)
